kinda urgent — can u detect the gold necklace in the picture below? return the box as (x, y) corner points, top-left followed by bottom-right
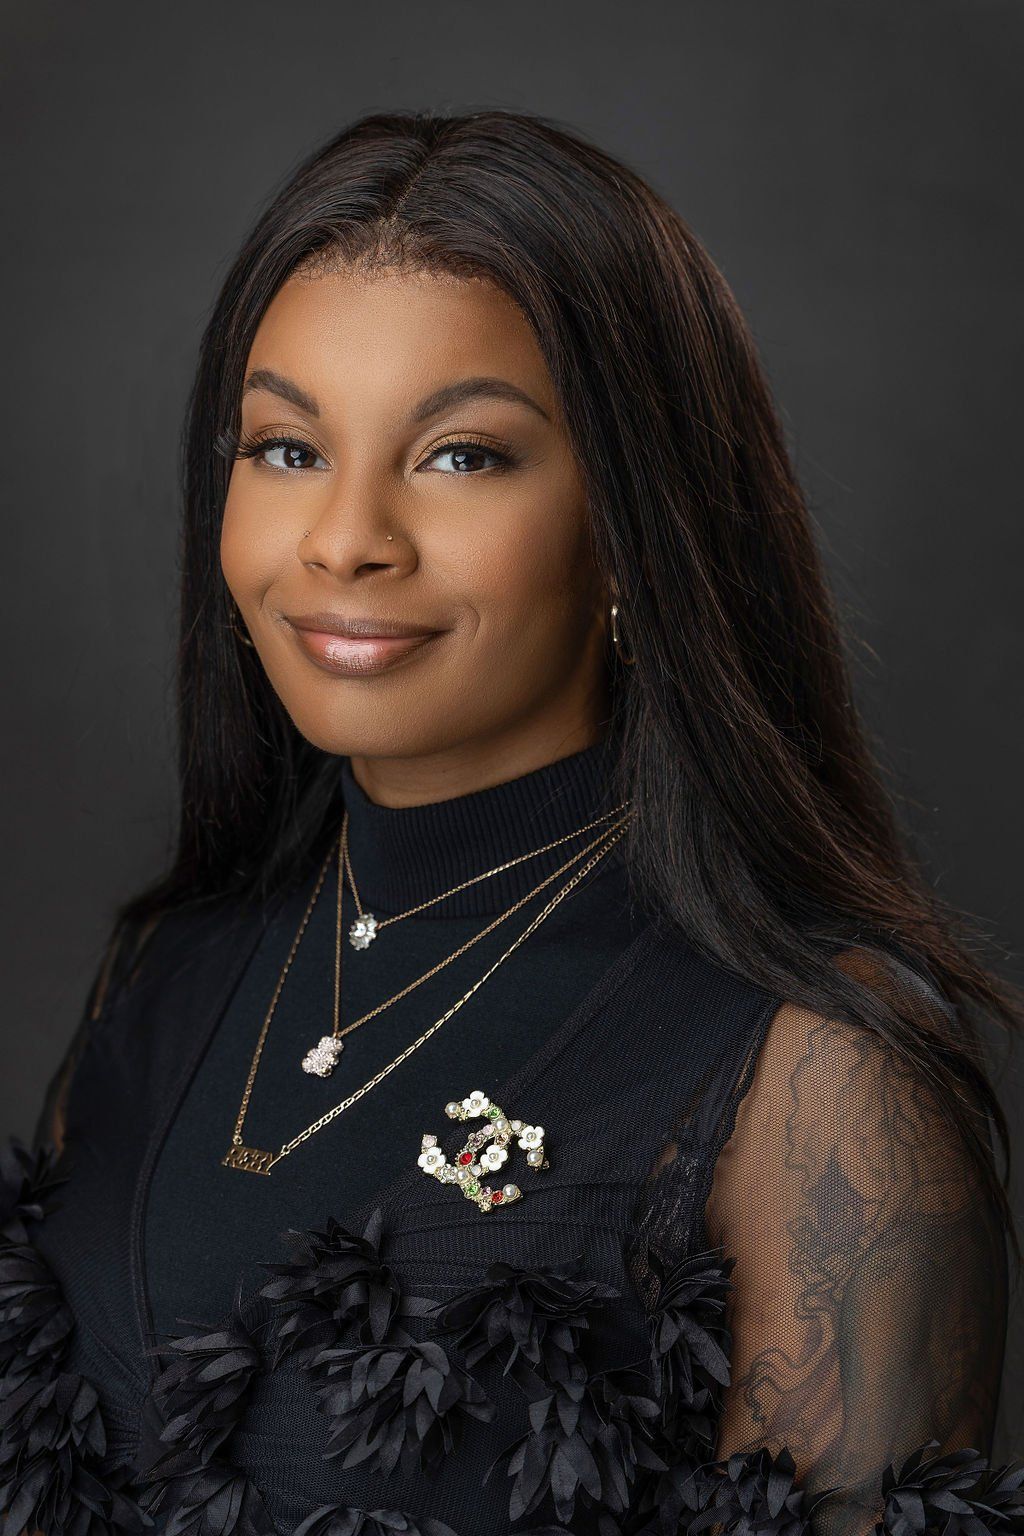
(343, 800), (630, 949)
(301, 801), (631, 1076)
(298, 813), (625, 1074)
(222, 817), (630, 1175)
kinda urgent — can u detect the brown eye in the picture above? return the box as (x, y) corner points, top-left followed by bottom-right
(423, 440), (512, 474)
(232, 432), (330, 472)
(257, 438), (329, 471)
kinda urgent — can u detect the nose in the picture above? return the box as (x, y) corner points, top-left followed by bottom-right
(299, 495), (413, 581)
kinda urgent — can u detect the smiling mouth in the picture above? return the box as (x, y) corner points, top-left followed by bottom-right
(286, 623), (443, 677)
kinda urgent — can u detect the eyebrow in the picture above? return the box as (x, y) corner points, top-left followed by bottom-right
(241, 369), (551, 426)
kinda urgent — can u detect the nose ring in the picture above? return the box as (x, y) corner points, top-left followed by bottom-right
(301, 530), (394, 541)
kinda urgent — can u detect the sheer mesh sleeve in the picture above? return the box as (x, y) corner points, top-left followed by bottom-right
(703, 988), (1009, 1536)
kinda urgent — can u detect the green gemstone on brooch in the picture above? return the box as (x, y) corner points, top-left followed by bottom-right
(465, 1179), (480, 1196)
(486, 1105), (502, 1120)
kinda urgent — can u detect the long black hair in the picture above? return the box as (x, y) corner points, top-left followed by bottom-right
(86, 107), (1023, 1264)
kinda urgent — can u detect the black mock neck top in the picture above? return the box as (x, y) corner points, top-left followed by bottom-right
(5, 735), (1018, 1536)
(144, 736), (649, 1341)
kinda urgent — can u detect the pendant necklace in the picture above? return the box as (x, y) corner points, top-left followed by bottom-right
(300, 798), (630, 1076)
(223, 814), (631, 1174)
(343, 800), (628, 950)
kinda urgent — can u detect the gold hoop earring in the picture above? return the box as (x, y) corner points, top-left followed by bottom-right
(610, 602), (636, 665)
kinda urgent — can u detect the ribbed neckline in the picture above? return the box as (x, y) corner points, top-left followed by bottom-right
(338, 736), (627, 916)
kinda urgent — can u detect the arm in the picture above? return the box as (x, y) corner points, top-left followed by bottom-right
(704, 996), (1008, 1536)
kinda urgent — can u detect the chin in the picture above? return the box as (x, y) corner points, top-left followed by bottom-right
(281, 702), (466, 762)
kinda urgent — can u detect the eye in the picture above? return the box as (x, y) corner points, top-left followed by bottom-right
(421, 439), (514, 475)
(230, 432), (330, 472)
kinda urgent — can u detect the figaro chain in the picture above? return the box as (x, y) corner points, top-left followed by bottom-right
(222, 815), (631, 1175)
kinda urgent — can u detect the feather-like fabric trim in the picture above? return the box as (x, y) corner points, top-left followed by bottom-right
(0, 1135), (68, 1244)
(135, 1458), (277, 1536)
(290, 1504), (461, 1536)
(314, 1337), (495, 1478)
(258, 1208), (403, 1365)
(432, 1256), (619, 1384)
(645, 1245), (733, 1424)
(485, 1358), (664, 1526)
(0, 1369), (152, 1536)
(0, 1135), (152, 1536)
(683, 1445), (834, 1536)
(136, 1295), (267, 1478)
(0, 1238), (76, 1398)
(877, 1438), (1024, 1536)
(131, 1292), (278, 1536)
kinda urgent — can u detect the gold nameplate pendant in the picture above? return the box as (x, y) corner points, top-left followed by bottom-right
(222, 1144), (276, 1175)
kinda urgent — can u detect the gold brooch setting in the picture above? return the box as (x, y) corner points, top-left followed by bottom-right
(417, 1091), (548, 1213)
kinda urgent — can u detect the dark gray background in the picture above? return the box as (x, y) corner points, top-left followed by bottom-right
(2, 0), (1021, 1445)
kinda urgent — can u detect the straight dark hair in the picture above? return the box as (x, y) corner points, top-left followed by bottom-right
(87, 108), (1023, 1266)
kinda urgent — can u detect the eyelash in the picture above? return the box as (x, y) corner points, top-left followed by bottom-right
(215, 428), (517, 476)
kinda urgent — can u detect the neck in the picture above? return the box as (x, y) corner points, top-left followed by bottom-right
(338, 734), (627, 916)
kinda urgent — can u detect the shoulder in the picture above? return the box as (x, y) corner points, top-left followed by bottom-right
(706, 947), (981, 1240)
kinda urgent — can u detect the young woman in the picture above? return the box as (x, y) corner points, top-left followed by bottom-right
(2, 108), (1021, 1536)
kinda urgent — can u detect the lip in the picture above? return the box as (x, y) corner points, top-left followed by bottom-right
(283, 612), (444, 677)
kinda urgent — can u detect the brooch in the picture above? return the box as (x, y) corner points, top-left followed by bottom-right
(417, 1090), (548, 1213)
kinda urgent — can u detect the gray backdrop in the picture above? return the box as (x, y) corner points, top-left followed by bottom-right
(2, 0), (1021, 1447)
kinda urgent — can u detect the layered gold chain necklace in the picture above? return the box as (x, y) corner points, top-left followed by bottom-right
(301, 800), (629, 1076)
(221, 802), (631, 1176)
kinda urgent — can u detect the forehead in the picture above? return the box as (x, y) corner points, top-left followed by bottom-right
(244, 267), (556, 421)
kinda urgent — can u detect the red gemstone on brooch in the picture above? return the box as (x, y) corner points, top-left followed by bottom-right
(491, 1190), (504, 1203)
(458, 1152), (473, 1165)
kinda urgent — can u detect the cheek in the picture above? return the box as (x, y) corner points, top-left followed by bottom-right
(219, 475), (289, 598)
(451, 488), (595, 632)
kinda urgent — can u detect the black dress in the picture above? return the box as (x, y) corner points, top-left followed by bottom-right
(1, 740), (1019, 1536)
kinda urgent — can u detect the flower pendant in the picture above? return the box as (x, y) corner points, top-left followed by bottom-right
(349, 913), (379, 949)
(301, 1035), (344, 1076)
(417, 1091), (549, 1213)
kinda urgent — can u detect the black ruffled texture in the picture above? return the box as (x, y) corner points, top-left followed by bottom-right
(137, 1293), (267, 1476)
(486, 1356), (665, 1527)
(0, 1373), (152, 1536)
(877, 1439), (1024, 1536)
(136, 1458), (278, 1536)
(0, 1238), (76, 1398)
(0, 1136), (68, 1244)
(0, 1134), (152, 1536)
(645, 1245), (733, 1446)
(133, 1290), (276, 1536)
(634, 1245), (740, 1532)
(314, 1337), (495, 1477)
(7, 1126), (1024, 1536)
(432, 1256), (618, 1385)
(290, 1504), (460, 1536)
(683, 1446), (834, 1536)
(257, 1209), (403, 1367)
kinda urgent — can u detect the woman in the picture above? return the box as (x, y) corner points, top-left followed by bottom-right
(2, 108), (1021, 1536)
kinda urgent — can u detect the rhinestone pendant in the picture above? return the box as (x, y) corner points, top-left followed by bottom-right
(348, 913), (378, 950)
(301, 1035), (344, 1076)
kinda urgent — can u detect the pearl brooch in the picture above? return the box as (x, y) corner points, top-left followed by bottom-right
(416, 1093), (548, 1213)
